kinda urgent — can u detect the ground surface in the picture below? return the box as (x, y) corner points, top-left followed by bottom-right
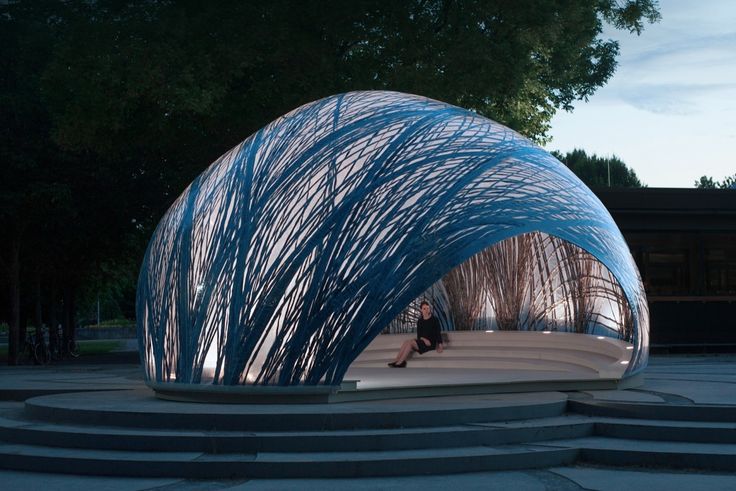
(0, 352), (734, 490)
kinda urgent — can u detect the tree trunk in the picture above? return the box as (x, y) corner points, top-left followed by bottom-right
(7, 237), (21, 366)
(34, 269), (45, 354)
(62, 284), (76, 354)
(48, 277), (59, 357)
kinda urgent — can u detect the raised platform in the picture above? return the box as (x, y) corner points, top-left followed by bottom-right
(0, 355), (734, 479)
(1, 384), (735, 478)
(152, 368), (642, 404)
(353, 330), (634, 377)
(153, 330), (639, 403)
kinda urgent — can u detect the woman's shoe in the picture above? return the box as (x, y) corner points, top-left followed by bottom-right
(387, 362), (397, 367)
(393, 361), (406, 368)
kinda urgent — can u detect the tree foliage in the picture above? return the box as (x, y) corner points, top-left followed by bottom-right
(552, 149), (645, 188)
(0, 0), (660, 363)
(40, 0), (661, 152)
(694, 174), (736, 189)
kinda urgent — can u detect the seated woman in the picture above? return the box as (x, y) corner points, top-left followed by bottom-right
(388, 300), (444, 367)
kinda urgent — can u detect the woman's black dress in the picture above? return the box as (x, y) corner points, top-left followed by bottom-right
(415, 315), (441, 354)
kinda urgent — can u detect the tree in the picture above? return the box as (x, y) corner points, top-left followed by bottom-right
(0, 1), (151, 363)
(694, 176), (717, 189)
(695, 174), (736, 189)
(40, 1), (662, 153)
(0, 0), (71, 363)
(1, 1), (661, 363)
(552, 149), (644, 188)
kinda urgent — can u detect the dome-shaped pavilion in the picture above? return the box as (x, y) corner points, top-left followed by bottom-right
(137, 91), (648, 389)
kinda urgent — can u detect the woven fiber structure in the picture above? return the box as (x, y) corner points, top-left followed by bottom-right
(137, 91), (648, 387)
(388, 231), (641, 340)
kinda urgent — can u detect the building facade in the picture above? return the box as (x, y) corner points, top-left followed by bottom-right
(596, 188), (736, 351)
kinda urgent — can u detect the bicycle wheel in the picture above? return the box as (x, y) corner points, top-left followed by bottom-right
(68, 340), (80, 358)
(33, 343), (49, 365)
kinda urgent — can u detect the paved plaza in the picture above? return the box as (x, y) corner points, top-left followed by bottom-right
(0, 353), (734, 490)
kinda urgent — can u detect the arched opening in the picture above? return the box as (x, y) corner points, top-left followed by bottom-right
(347, 232), (641, 388)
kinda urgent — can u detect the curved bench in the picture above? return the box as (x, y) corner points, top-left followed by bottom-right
(350, 331), (633, 379)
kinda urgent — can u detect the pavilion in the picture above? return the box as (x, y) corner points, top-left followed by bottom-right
(136, 91), (648, 402)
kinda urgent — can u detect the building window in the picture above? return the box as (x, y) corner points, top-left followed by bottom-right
(644, 250), (690, 296)
(704, 247), (736, 295)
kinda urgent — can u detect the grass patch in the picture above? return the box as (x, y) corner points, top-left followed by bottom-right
(84, 321), (136, 329)
(77, 340), (122, 355)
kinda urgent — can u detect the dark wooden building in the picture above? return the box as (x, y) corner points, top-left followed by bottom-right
(595, 188), (736, 351)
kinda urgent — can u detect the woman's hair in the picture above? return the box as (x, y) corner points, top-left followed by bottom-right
(420, 300), (430, 308)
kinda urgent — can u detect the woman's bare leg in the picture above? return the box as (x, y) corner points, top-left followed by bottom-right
(393, 340), (410, 363)
(394, 339), (418, 364)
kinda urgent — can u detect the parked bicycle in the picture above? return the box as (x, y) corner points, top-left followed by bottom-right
(65, 338), (80, 358)
(23, 328), (50, 365)
(51, 324), (80, 359)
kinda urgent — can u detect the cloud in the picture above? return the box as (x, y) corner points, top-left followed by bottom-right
(551, 1), (736, 187)
(594, 27), (736, 115)
(614, 82), (736, 115)
(622, 32), (736, 68)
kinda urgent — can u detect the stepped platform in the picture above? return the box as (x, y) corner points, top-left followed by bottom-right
(0, 354), (734, 485)
(154, 331), (640, 403)
(352, 330), (634, 378)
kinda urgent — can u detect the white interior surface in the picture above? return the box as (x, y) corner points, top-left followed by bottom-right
(346, 331), (633, 390)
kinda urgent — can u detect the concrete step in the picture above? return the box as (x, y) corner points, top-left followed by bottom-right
(353, 350), (618, 373)
(356, 347), (617, 362)
(22, 389), (568, 431)
(0, 441), (579, 478)
(355, 332), (632, 380)
(364, 332), (629, 359)
(491, 415), (736, 444)
(7, 402), (733, 454)
(594, 418), (736, 443)
(10, 389), (733, 453)
(3, 431), (734, 477)
(539, 436), (736, 472)
(569, 399), (736, 422)
(3, 398), (735, 477)
(0, 410), (594, 453)
(351, 357), (596, 373)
